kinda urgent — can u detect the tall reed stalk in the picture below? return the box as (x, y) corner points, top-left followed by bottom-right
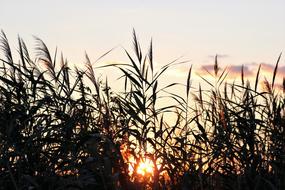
(0, 30), (284, 190)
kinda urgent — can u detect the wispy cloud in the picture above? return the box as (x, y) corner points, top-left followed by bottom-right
(228, 65), (254, 77)
(195, 64), (253, 79)
(166, 60), (285, 86)
(271, 64), (285, 77)
(250, 62), (274, 73)
(248, 62), (285, 76)
(207, 54), (230, 59)
(194, 61), (285, 80)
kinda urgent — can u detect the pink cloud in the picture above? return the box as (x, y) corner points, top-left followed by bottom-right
(277, 66), (285, 75)
(196, 64), (254, 79)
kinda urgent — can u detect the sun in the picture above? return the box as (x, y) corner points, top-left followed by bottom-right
(127, 157), (155, 177)
(136, 158), (154, 176)
(120, 144), (157, 178)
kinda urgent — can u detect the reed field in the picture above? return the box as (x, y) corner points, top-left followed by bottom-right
(0, 30), (284, 190)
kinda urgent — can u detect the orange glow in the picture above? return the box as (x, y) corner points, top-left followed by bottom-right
(127, 156), (155, 176)
(120, 143), (151, 176)
(135, 158), (154, 176)
(120, 143), (172, 186)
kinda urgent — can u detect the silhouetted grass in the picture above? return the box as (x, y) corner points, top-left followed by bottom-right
(0, 30), (284, 190)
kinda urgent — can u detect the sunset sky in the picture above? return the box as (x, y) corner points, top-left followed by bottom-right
(1, 0), (285, 91)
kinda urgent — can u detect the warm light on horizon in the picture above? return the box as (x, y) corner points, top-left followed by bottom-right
(130, 158), (154, 176)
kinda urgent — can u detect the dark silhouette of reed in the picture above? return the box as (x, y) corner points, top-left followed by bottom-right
(0, 30), (284, 190)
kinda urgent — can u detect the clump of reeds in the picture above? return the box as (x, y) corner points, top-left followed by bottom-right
(0, 30), (284, 190)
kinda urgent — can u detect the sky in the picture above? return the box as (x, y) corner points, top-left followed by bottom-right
(1, 0), (285, 91)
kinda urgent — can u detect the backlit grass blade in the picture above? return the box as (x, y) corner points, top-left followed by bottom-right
(255, 64), (261, 92)
(272, 52), (282, 88)
(186, 65), (192, 99)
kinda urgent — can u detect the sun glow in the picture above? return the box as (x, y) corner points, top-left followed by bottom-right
(136, 158), (154, 176)
(120, 143), (167, 181)
(127, 157), (155, 177)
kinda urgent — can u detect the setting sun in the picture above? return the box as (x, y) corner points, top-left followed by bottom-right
(127, 156), (155, 177)
(136, 158), (154, 176)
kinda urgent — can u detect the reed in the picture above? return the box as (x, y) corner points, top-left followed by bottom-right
(0, 30), (284, 190)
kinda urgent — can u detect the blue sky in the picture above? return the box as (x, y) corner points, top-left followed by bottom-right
(1, 0), (285, 87)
